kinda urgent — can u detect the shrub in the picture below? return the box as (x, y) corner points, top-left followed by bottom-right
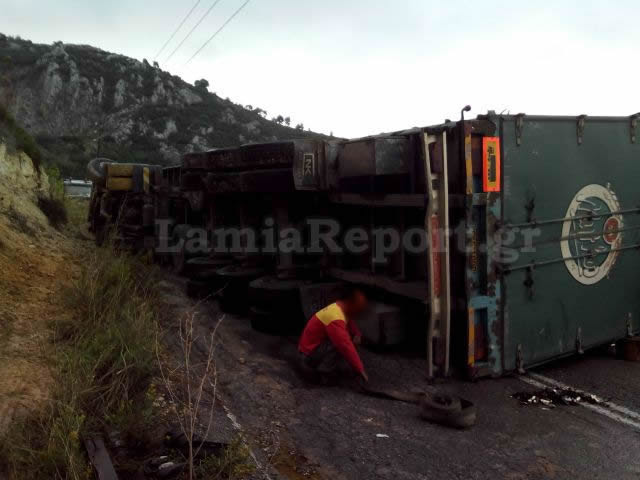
(0, 103), (42, 170)
(195, 436), (256, 480)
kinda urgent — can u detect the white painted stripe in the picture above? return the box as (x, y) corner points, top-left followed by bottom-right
(223, 404), (273, 480)
(529, 372), (640, 423)
(519, 375), (640, 431)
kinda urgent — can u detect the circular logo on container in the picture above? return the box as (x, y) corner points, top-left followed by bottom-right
(560, 184), (622, 285)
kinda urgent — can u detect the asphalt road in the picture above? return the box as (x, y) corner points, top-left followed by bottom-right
(172, 286), (640, 480)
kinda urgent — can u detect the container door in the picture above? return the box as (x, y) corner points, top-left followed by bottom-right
(498, 114), (640, 372)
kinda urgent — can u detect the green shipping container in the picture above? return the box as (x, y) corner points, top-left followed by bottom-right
(464, 113), (640, 377)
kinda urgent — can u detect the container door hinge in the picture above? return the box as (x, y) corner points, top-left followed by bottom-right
(516, 344), (525, 374)
(515, 113), (525, 146)
(577, 115), (587, 145)
(627, 313), (633, 337)
(576, 327), (584, 355)
(630, 114), (640, 144)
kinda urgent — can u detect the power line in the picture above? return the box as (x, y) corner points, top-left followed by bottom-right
(153, 0), (202, 61)
(185, 0), (251, 65)
(165, 0), (224, 63)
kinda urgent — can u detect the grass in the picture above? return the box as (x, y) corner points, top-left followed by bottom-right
(195, 436), (256, 480)
(0, 231), (254, 479)
(64, 198), (89, 232)
(5, 207), (36, 237)
(0, 243), (159, 479)
(0, 198), (253, 479)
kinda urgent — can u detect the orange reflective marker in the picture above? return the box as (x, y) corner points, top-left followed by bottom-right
(482, 137), (501, 192)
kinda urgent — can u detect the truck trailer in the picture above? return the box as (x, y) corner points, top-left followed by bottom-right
(88, 111), (640, 378)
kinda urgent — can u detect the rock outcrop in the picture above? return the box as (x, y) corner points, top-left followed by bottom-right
(0, 34), (322, 176)
(0, 143), (50, 234)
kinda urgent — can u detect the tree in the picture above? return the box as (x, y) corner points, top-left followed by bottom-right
(194, 79), (209, 92)
(153, 61), (160, 69)
(284, 117), (291, 127)
(245, 104), (253, 111)
(295, 123), (304, 130)
(276, 115), (284, 125)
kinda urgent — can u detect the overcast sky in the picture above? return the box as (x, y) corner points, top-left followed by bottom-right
(2, 1), (640, 138)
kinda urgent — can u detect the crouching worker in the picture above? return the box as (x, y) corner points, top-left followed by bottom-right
(298, 287), (369, 384)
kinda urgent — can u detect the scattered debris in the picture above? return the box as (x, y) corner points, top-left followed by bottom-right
(84, 435), (119, 480)
(513, 387), (606, 408)
(142, 458), (185, 479)
(376, 434), (389, 438)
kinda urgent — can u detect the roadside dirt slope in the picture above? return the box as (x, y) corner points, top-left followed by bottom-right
(0, 145), (84, 434)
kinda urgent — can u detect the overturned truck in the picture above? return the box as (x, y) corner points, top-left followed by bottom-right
(87, 158), (163, 249)
(88, 111), (640, 378)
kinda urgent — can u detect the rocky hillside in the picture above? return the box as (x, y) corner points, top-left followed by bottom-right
(0, 33), (323, 177)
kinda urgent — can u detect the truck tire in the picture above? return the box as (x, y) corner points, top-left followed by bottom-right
(248, 276), (308, 335)
(248, 276), (305, 309)
(419, 396), (476, 429)
(216, 265), (265, 314)
(86, 157), (110, 186)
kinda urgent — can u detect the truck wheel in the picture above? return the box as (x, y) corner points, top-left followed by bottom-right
(217, 265), (265, 314)
(248, 276), (308, 335)
(419, 396), (476, 429)
(248, 276), (305, 309)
